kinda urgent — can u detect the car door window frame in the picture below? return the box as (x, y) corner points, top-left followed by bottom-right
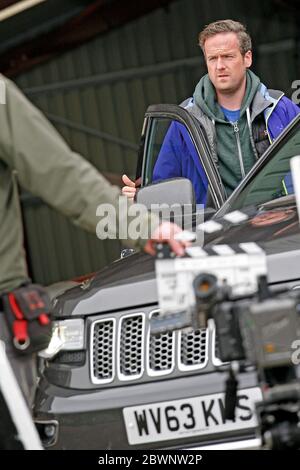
(136, 104), (225, 210)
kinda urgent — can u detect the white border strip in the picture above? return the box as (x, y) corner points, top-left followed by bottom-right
(291, 155), (300, 226)
(185, 246), (208, 257)
(0, 341), (42, 450)
(186, 437), (261, 450)
(239, 242), (264, 254)
(197, 220), (223, 233)
(212, 245), (236, 256)
(223, 211), (249, 224)
(0, 0), (46, 22)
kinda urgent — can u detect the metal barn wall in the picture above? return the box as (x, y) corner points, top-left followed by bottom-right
(15, 0), (299, 285)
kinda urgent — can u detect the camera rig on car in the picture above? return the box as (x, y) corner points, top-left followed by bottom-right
(152, 242), (300, 450)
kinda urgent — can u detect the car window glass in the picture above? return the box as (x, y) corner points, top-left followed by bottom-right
(143, 117), (202, 185)
(227, 120), (300, 211)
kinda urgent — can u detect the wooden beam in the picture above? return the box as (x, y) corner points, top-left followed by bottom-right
(0, 0), (19, 9)
(0, 0), (177, 77)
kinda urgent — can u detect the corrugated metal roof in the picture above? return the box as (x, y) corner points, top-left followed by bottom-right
(15, 0), (299, 285)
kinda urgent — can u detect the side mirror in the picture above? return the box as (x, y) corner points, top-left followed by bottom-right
(136, 178), (195, 210)
(136, 178), (216, 228)
(136, 178), (198, 229)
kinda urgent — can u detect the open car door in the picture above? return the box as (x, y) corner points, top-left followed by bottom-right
(135, 104), (226, 210)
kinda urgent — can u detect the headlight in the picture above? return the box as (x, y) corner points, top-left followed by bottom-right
(39, 319), (84, 359)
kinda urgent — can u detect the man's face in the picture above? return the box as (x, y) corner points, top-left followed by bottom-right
(204, 32), (252, 95)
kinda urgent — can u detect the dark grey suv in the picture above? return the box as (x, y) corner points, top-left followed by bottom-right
(34, 106), (300, 450)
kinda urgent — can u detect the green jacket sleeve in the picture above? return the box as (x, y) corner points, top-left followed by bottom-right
(0, 75), (159, 248)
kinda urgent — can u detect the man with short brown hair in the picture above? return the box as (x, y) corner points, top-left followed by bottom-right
(198, 19), (252, 55)
(123, 19), (300, 203)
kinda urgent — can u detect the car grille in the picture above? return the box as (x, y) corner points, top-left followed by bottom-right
(91, 310), (212, 385)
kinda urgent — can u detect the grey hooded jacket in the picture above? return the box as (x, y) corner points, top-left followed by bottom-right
(181, 82), (284, 197)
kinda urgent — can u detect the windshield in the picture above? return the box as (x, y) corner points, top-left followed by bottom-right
(219, 116), (300, 213)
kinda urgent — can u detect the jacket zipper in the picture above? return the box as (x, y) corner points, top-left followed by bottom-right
(232, 121), (245, 179)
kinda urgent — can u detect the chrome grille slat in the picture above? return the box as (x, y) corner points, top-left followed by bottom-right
(91, 318), (115, 384)
(178, 328), (208, 371)
(148, 331), (175, 375)
(118, 313), (144, 381)
(147, 310), (175, 377)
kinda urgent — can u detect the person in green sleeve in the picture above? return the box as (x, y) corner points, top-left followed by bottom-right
(0, 74), (186, 410)
(0, 74), (186, 294)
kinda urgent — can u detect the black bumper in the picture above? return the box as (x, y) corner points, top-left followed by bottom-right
(34, 370), (259, 450)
